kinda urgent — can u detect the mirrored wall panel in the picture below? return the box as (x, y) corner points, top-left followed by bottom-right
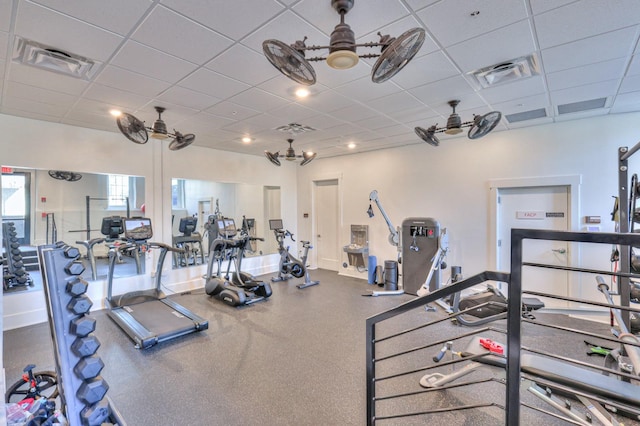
(170, 179), (281, 269)
(2, 166), (145, 285)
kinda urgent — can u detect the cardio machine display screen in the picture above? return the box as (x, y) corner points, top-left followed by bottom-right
(269, 219), (283, 230)
(123, 218), (153, 241)
(217, 218), (236, 238)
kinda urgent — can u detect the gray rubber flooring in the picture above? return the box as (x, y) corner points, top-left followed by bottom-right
(4, 270), (639, 425)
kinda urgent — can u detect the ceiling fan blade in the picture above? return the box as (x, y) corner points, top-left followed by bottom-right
(116, 112), (148, 144)
(371, 28), (425, 83)
(300, 151), (317, 166)
(48, 170), (82, 181)
(169, 132), (195, 151)
(263, 39), (316, 86)
(415, 126), (440, 146)
(265, 151), (281, 166)
(468, 111), (502, 140)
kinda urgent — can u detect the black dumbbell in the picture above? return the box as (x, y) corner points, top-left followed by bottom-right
(16, 276), (28, 284)
(68, 295), (93, 315)
(77, 377), (109, 405)
(71, 336), (101, 358)
(66, 277), (88, 296)
(14, 269), (26, 277)
(64, 261), (85, 276)
(74, 356), (104, 380)
(64, 246), (81, 259)
(70, 316), (96, 337)
(80, 399), (110, 426)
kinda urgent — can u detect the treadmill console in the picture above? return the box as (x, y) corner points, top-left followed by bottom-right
(178, 216), (197, 237)
(217, 218), (237, 238)
(269, 219), (283, 231)
(124, 218), (153, 241)
(101, 216), (124, 239)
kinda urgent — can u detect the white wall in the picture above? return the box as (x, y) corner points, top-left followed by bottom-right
(296, 112), (640, 304)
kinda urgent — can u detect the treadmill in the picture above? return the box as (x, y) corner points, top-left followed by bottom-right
(105, 217), (208, 349)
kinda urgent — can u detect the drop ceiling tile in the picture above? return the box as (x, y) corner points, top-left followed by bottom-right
(298, 89), (353, 113)
(550, 79), (618, 106)
(62, 117), (116, 133)
(529, 0), (577, 15)
(7, 63), (89, 96)
(69, 98), (125, 118)
(328, 104), (379, 122)
(313, 61), (371, 88)
(94, 66), (172, 97)
(179, 68), (251, 99)
(221, 113), (281, 135)
(226, 88), (290, 112)
(268, 103), (318, 123)
(534, 0), (640, 49)
(502, 116), (555, 129)
(6, 81), (78, 107)
(479, 75), (547, 104)
(356, 117), (403, 131)
(242, 10), (328, 55)
(336, 76), (400, 103)
(611, 91), (640, 113)
(627, 55), (640, 76)
(367, 92), (425, 116)
(405, 0), (440, 12)
(390, 50), (460, 90)
(360, 15), (439, 59)
(295, 0), (409, 36)
(430, 95), (487, 116)
(417, 0), (528, 47)
(0, 106), (62, 122)
(29, 0), (152, 36)
(388, 105), (439, 123)
(411, 75), (476, 106)
(111, 41), (198, 83)
(173, 111), (236, 134)
(156, 86), (222, 110)
(299, 113), (346, 130)
(136, 102), (199, 123)
(161, 0), (284, 41)
(547, 58), (627, 91)
(257, 77), (329, 101)
(205, 101), (260, 121)
(15, 1), (123, 62)
(0, 0), (12, 32)
(206, 44), (281, 86)
(446, 20), (536, 73)
(3, 96), (69, 117)
(84, 83), (150, 110)
(132, 6), (232, 65)
(491, 93), (550, 116)
(318, 122), (367, 139)
(541, 27), (639, 73)
(620, 75), (640, 94)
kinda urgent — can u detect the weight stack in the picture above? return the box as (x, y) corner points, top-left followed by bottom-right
(2, 222), (32, 290)
(38, 242), (126, 426)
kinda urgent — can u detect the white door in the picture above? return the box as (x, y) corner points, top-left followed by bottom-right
(497, 186), (570, 308)
(314, 179), (339, 271)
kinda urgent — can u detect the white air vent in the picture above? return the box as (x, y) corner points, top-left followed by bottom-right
(275, 123), (316, 134)
(13, 37), (97, 80)
(505, 108), (547, 123)
(557, 98), (607, 114)
(469, 55), (540, 88)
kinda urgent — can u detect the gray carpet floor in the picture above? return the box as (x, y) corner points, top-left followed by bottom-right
(3, 269), (639, 425)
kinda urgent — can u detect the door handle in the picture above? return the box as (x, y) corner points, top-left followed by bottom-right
(317, 234), (321, 238)
(552, 248), (566, 254)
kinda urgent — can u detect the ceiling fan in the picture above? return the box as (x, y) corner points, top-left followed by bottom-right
(414, 100), (502, 147)
(48, 170), (82, 181)
(262, 0), (425, 86)
(116, 106), (195, 151)
(265, 138), (317, 166)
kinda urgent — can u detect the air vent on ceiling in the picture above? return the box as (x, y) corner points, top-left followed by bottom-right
(557, 97), (607, 114)
(13, 37), (97, 80)
(469, 55), (540, 88)
(275, 123), (316, 135)
(505, 108), (547, 123)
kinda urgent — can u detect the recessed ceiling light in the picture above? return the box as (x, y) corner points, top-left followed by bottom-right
(110, 109), (122, 117)
(348, 142), (356, 149)
(295, 88), (310, 98)
(242, 136), (252, 143)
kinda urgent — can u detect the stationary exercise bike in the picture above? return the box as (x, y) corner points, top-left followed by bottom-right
(204, 218), (272, 306)
(269, 219), (319, 289)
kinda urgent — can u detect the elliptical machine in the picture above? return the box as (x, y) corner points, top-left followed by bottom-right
(204, 218), (272, 306)
(269, 219), (319, 289)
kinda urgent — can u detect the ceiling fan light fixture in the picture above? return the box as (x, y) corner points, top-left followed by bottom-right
(265, 138), (318, 166)
(115, 106), (194, 149)
(444, 113), (463, 135)
(327, 49), (359, 69)
(301, 151), (317, 166)
(150, 119), (168, 139)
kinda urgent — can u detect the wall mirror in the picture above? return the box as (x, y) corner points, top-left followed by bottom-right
(2, 166), (146, 286)
(170, 179), (281, 269)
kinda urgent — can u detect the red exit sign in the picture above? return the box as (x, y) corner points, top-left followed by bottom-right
(1, 166), (13, 174)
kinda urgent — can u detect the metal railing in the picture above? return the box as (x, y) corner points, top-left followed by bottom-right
(366, 228), (640, 425)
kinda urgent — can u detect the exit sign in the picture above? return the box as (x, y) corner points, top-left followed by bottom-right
(1, 166), (13, 174)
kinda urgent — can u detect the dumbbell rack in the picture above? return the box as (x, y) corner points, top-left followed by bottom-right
(38, 242), (126, 425)
(2, 222), (33, 291)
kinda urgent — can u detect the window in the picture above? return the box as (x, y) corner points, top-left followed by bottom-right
(108, 175), (129, 207)
(172, 178), (185, 209)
